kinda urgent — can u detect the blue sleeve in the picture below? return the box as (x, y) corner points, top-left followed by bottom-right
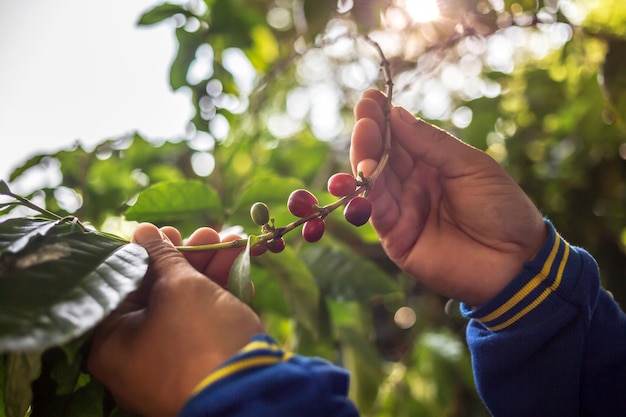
(461, 219), (626, 416)
(177, 334), (360, 417)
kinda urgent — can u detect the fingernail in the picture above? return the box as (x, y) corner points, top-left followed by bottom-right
(397, 107), (420, 125)
(133, 223), (165, 244)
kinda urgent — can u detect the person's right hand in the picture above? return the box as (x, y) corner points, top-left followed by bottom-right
(350, 90), (547, 306)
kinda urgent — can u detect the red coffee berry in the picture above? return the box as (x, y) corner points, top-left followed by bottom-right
(343, 196), (372, 227)
(250, 242), (268, 256)
(287, 189), (319, 218)
(302, 217), (325, 242)
(327, 173), (357, 197)
(267, 237), (286, 253)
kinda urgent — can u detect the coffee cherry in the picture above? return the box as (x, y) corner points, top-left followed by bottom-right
(343, 196), (372, 226)
(327, 173), (357, 197)
(250, 242), (268, 256)
(302, 218), (325, 242)
(250, 202), (270, 225)
(287, 189), (319, 218)
(267, 237), (286, 253)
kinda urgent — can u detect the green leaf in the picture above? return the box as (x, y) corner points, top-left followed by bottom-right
(301, 245), (401, 302)
(48, 338), (88, 396)
(230, 175), (306, 230)
(124, 180), (223, 224)
(337, 325), (385, 412)
(228, 236), (254, 305)
(0, 181), (10, 195)
(257, 247), (319, 336)
(247, 264), (289, 316)
(236, 176), (306, 209)
(138, 3), (191, 26)
(170, 28), (207, 90)
(0, 218), (64, 254)
(4, 351), (41, 417)
(58, 378), (104, 417)
(0, 234), (148, 352)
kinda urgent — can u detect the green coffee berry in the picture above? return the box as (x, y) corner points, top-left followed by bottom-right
(250, 202), (270, 225)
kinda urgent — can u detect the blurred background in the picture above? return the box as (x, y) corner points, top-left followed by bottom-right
(1, 0), (625, 415)
(0, 0), (189, 182)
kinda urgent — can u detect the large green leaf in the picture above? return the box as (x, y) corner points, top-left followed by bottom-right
(229, 175), (307, 230)
(337, 325), (385, 412)
(0, 218), (62, 254)
(124, 180), (223, 225)
(301, 245), (401, 302)
(235, 175), (306, 211)
(257, 247), (319, 336)
(0, 233), (148, 352)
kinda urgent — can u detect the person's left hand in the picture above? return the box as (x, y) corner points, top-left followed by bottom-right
(88, 223), (264, 417)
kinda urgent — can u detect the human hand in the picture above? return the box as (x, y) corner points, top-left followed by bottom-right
(350, 90), (547, 306)
(88, 223), (264, 417)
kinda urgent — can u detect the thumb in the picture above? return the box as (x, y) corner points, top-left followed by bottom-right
(133, 223), (183, 265)
(391, 106), (485, 177)
(129, 223), (197, 306)
(89, 224), (192, 346)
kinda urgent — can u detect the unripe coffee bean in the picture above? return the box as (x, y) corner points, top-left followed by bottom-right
(250, 202), (270, 225)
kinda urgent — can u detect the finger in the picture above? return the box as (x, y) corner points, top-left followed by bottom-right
(354, 95), (385, 133)
(391, 106), (483, 177)
(132, 223), (169, 244)
(183, 227), (221, 272)
(356, 159), (401, 234)
(130, 223), (190, 302)
(125, 223), (173, 305)
(207, 234), (244, 288)
(350, 118), (384, 176)
(360, 89), (387, 110)
(160, 226), (183, 246)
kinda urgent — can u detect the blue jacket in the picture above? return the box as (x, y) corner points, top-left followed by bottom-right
(179, 220), (626, 416)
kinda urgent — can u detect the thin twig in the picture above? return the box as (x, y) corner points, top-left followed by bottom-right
(177, 33), (395, 252)
(1, 190), (63, 221)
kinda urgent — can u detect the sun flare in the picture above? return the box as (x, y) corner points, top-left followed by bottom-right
(404, 0), (441, 23)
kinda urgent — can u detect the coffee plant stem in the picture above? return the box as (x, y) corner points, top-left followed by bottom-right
(176, 35), (396, 253)
(175, 183), (370, 252)
(0, 183), (64, 221)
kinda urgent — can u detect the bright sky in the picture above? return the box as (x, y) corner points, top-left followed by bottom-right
(0, 0), (192, 183)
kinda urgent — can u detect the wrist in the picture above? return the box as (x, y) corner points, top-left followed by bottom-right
(460, 219), (568, 331)
(525, 216), (549, 262)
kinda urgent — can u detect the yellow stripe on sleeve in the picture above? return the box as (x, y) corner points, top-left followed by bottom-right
(477, 234), (562, 323)
(191, 355), (282, 395)
(486, 242), (570, 331)
(239, 340), (283, 353)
